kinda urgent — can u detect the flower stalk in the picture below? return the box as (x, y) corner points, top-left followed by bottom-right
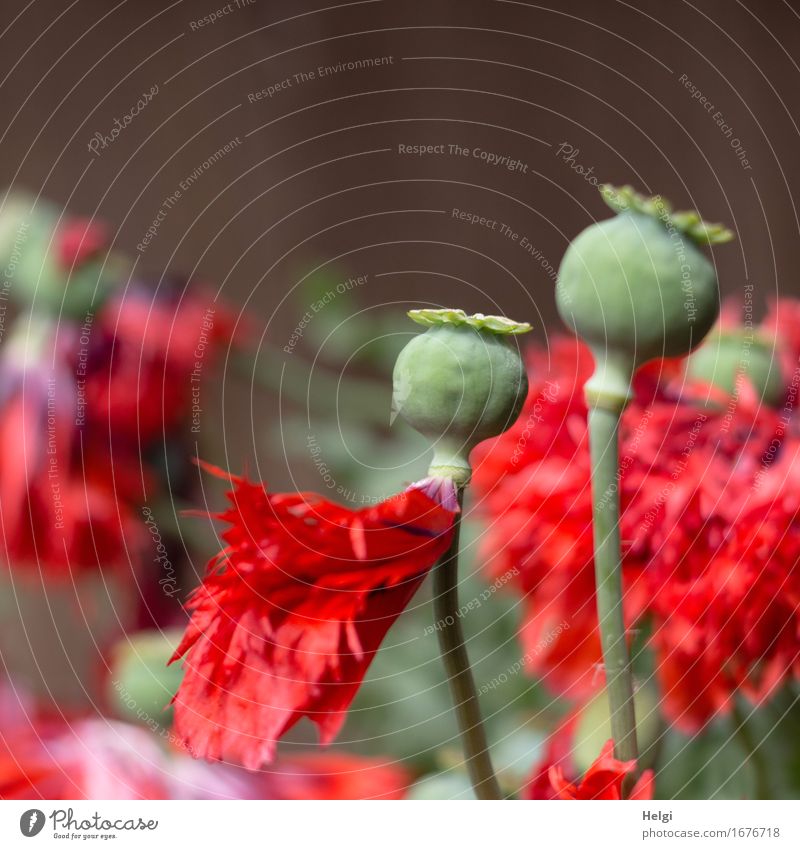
(731, 699), (770, 800)
(557, 185), (734, 787)
(433, 485), (502, 800)
(588, 402), (638, 766)
(392, 307), (531, 800)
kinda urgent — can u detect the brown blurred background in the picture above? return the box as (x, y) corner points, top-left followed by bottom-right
(2, 0), (799, 487)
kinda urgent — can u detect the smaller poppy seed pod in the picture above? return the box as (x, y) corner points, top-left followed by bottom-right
(392, 309), (531, 484)
(687, 328), (784, 407)
(557, 184), (734, 412)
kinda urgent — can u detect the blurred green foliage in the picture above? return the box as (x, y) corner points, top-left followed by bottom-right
(108, 629), (184, 729)
(136, 263), (800, 799)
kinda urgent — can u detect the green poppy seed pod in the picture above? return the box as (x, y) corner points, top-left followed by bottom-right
(392, 309), (531, 483)
(687, 329), (784, 407)
(557, 185), (734, 411)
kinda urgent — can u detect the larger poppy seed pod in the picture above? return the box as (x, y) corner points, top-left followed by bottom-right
(392, 309), (531, 483)
(557, 184), (734, 411)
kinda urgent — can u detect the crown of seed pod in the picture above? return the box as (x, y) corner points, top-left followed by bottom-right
(392, 308), (531, 483)
(557, 184), (734, 410)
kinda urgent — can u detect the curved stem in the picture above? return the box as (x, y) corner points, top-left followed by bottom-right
(433, 487), (502, 800)
(588, 405), (639, 768)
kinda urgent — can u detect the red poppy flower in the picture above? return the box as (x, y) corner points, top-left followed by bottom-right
(86, 284), (240, 447)
(646, 423), (800, 727)
(1, 719), (178, 800)
(170, 472), (456, 769)
(0, 320), (137, 573)
(257, 752), (410, 800)
(56, 217), (109, 269)
(524, 709), (581, 800)
(549, 739), (654, 800)
(0, 689), (411, 800)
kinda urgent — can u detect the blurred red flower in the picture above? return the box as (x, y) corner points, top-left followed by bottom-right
(524, 709), (581, 800)
(56, 218), (109, 269)
(0, 702), (411, 799)
(549, 740), (653, 800)
(260, 752), (410, 800)
(472, 337), (650, 699)
(0, 283), (240, 573)
(170, 472), (456, 769)
(0, 320), (138, 572)
(85, 283), (240, 449)
(473, 306), (800, 730)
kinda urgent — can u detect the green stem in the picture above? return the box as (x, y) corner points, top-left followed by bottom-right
(588, 404), (639, 767)
(731, 699), (770, 799)
(433, 487), (502, 800)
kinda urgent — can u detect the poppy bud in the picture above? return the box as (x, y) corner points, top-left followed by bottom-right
(557, 184), (733, 410)
(392, 309), (531, 482)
